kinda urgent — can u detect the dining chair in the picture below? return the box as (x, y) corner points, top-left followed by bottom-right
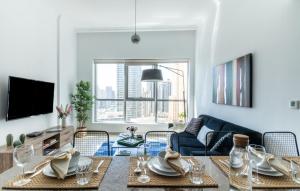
(263, 131), (299, 156)
(73, 130), (110, 156)
(144, 131), (177, 156)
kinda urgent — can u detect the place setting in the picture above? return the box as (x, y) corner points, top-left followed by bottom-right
(211, 144), (300, 189)
(3, 144), (112, 190)
(127, 144), (218, 188)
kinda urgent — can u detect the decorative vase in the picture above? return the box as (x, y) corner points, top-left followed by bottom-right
(76, 126), (87, 138)
(130, 131), (135, 139)
(61, 118), (67, 128)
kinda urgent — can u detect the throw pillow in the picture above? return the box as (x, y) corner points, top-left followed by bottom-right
(196, 125), (214, 146)
(184, 117), (204, 136)
(210, 133), (233, 153)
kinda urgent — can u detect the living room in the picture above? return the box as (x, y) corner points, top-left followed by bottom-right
(0, 0), (299, 190)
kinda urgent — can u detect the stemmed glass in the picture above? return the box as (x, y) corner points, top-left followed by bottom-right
(248, 144), (266, 184)
(13, 144), (34, 186)
(137, 143), (150, 183)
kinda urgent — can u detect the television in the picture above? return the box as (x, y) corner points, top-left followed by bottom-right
(6, 76), (55, 120)
(212, 53), (252, 107)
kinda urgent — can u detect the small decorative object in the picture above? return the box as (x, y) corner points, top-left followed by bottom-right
(127, 126), (138, 138)
(72, 81), (93, 137)
(56, 104), (72, 128)
(178, 112), (186, 122)
(6, 134), (13, 147)
(19, 134), (26, 144)
(13, 140), (22, 148)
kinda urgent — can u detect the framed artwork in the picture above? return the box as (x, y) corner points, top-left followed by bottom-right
(213, 53), (252, 107)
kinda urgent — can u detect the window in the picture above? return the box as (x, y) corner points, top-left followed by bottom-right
(94, 60), (188, 123)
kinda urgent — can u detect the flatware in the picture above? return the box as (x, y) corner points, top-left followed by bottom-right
(24, 160), (51, 175)
(93, 160), (104, 174)
(29, 166), (45, 179)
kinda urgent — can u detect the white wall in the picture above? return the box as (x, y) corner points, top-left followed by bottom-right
(195, 0), (300, 139)
(0, 1), (77, 145)
(77, 30), (196, 132)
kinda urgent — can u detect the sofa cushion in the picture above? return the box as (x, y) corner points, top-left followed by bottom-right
(184, 117), (204, 136)
(210, 132), (233, 154)
(196, 125), (214, 146)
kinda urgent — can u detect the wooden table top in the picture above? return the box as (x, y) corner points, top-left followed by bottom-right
(0, 156), (298, 191)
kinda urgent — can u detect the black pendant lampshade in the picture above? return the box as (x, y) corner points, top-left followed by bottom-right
(141, 69), (163, 81)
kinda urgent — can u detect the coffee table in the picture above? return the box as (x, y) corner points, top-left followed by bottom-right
(111, 133), (144, 156)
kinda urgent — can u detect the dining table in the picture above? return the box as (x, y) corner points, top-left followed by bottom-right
(0, 156), (299, 191)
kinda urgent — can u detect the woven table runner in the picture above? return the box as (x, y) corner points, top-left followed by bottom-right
(211, 156), (300, 189)
(128, 157), (218, 188)
(3, 157), (112, 190)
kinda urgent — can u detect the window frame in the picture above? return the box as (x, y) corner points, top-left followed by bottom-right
(93, 59), (189, 124)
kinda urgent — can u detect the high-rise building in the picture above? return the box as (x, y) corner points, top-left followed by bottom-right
(117, 64), (124, 112)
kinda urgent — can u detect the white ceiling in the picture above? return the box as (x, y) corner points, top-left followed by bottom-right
(49, 0), (215, 30)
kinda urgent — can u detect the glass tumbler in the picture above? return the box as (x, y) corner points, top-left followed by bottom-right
(291, 161), (300, 184)
(191, 163), (205, 185)
(76, 157), (93, 185)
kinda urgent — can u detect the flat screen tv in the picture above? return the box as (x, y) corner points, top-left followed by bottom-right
(212, 53), (252, 107)
(6, 76), (55, 120)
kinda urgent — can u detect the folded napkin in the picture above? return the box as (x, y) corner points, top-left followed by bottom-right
(266, 155), (290, 176)
(50, 148), (76, 179)
(164, 148), (186, 175)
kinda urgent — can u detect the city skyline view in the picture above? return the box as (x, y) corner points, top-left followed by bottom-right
(95, 62), (188, 123)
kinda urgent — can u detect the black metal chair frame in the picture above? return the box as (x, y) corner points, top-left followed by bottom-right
(73, 130), (110, 156)
(263, 131), (299, 156)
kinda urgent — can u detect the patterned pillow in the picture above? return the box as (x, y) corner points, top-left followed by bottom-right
(184, 117), (204, 136)
(210, 133), (233, 153)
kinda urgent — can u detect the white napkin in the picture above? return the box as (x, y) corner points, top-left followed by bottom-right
(50, 148), (76, 179)
(164, 148), (186, 175)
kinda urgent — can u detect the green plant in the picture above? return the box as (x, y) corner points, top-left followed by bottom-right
(19, 134), (26, 144)
(13, 140), (22, 148)
(6, 134), (13, 147)
(71, 81), (94, 128)
(178, 112), (186, 121)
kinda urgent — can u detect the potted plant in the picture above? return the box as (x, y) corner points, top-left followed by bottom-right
(71, 81), (93, 137)
(56, 104), (72, 127)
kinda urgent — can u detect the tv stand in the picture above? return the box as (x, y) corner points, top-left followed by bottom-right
(0, 126), (74, 173)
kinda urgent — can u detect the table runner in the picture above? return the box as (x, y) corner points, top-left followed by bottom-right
(127, 157), (218, 188)
(3, 157), (112, 190)
(211, 156), (300, 189)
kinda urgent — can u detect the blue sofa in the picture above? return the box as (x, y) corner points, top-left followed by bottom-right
(171, 115), (262, 156)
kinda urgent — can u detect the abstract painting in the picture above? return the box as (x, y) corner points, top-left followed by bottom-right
(213, 54), (252, 107)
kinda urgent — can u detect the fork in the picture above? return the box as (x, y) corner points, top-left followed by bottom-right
(93, 160), (104, 174)
(24, 160), (50, 175)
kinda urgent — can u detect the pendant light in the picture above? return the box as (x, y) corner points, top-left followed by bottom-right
(131, 0), (140, 44)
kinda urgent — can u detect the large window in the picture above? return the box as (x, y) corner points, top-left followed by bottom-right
(94, 60), (188, 124)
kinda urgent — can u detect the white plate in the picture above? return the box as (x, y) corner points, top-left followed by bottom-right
(147, 157), (189, 177)
(148, 161), (181, 177)
(257, 169), (284, 177)
(43, 164), (76, 178)
(151, 158), (177, 173)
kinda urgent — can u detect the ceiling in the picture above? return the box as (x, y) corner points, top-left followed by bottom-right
(49, 0), (215, 30)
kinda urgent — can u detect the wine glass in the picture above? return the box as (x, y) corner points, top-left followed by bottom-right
(13, 144), (34, 186)
(248, 144), (266, 184)
(137, 143), (150, 183)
